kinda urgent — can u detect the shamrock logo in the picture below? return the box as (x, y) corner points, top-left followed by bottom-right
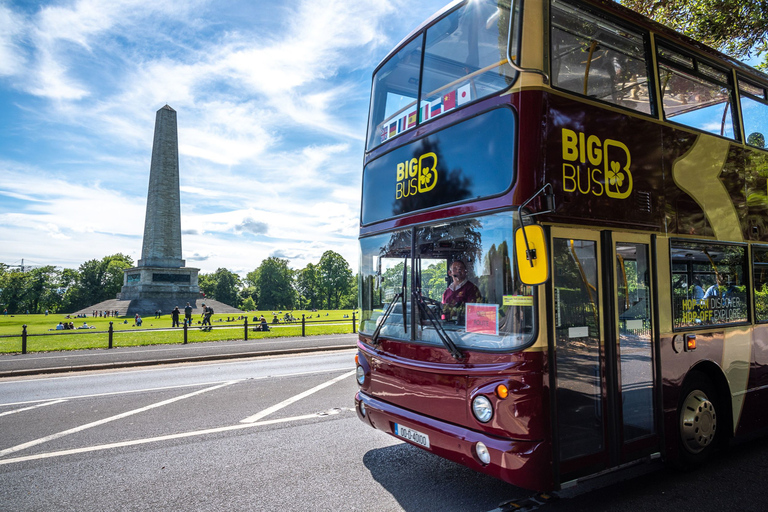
(607, 161), (624, 188)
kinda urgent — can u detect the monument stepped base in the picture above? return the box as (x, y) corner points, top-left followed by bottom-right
(72, 298), (242, 318)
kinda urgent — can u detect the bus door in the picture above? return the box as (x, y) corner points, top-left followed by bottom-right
(549, 228), (659, 485)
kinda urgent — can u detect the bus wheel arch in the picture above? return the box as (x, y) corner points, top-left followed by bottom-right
(676, 365), (732, 466)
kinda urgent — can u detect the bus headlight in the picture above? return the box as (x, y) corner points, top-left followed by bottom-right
(356, 365), (366, 385)
(472, 395), (493, 423)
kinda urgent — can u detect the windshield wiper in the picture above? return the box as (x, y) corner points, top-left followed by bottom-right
(413, 290), (464, 361)
(371, 290), (402, 345)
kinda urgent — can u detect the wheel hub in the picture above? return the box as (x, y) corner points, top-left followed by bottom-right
(680, 390), (717, 454)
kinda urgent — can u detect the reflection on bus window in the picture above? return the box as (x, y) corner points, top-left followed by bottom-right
(658, 65), (735, 139)
(551, 0), (653, 114)
(753, 246), (768, 323)
(359, 229), (411, 340)
(670, 240), (748, 329)
(656, 43), (736, 140)
(739, 79), (768, 149)
(421, 0), (516, 120)
(616, 242), (655, 442)
(358, 212), (535, 351)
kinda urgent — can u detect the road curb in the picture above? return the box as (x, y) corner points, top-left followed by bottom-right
(0, 343), (357, 378)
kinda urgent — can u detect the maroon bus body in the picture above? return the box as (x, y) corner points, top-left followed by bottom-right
(358, 72), (768, 488)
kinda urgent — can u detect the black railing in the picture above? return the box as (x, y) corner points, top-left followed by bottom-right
(0, 312), (357, 354)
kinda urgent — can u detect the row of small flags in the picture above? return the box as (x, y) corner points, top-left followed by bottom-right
(381, 84), (472, 142)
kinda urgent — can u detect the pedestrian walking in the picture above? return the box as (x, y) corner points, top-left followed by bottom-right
(201, 303), (212, 327)
(171, 306), (181, 327)
(184, 302), (193, 326)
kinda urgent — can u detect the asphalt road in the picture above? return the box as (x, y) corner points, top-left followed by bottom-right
(0, 351), (532, 511)
(2, 350), (768, 511)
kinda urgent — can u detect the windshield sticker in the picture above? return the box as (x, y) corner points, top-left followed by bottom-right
(560, 128), (633, 199)
(503, 295), (534, 306)
(466, 303), (499, 335)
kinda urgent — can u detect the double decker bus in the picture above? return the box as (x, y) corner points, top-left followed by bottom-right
(354, 0), (768, 492)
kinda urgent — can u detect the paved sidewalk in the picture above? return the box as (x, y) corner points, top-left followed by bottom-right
(0, 333), (359, 378)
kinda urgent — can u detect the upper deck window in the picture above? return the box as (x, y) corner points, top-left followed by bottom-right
(550, 0), (654, 115)
(366, 0), (518, 150)
(656, 42), (737, 140)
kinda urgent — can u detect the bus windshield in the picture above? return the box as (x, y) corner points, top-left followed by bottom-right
(359, 211), (535, 352)
(366, 0), (519, 150)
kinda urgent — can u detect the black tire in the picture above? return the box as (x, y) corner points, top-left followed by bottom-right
(677, 371), (723, 466)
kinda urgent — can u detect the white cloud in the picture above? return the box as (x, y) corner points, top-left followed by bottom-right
(0, 0), (447, 276)
(0, 5), (26, 76)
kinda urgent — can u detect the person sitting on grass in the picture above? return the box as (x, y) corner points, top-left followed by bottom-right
(56, 322), (64, 330)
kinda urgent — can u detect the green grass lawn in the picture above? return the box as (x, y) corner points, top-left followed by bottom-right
(0, 309), (360, 353)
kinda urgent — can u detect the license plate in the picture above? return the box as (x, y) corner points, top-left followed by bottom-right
(394, 423), (430, 448)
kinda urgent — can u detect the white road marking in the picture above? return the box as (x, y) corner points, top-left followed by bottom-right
(0, 381), (238, 407)
(0, 399), (67, 418)
(0, 365), (354, 407)
(240, 370), (356, 423)
(0, 380), (239, 458)
(0, 350), (355, 385)
(0, 411), (342, 466)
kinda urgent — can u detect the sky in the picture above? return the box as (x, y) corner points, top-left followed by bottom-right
(0, 0), (449, 276)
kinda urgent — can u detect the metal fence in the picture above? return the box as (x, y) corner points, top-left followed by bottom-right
(1, 313), (357, 354)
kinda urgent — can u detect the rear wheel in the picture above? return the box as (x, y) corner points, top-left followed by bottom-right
(677, 371), (722, 465)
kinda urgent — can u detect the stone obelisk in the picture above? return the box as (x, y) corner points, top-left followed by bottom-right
(118, 105), (200, 307)
(139, 104), (184, 268)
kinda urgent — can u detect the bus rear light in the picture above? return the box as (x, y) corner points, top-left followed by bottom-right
(495, 384), (509, 399)
(685, 334), (697, 351)
(475, 442), (491, 465)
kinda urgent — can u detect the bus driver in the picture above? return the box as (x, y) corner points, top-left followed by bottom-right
(442, 260), (482, 323)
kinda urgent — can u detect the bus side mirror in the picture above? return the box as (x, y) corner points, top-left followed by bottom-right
(515, 226), (549, 285)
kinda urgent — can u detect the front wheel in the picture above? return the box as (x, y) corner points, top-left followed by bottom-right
(677, 372), (722, 465)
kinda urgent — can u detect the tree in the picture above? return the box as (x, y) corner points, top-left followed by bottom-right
(295, 263), (321, 310)
(240, 296), (257, 311)
(24, 266), (62, 314)
(340, 273), (359, 310)
(102, 254), (133, 300)
(318, 251), (353, 309)
(619, 0), (768, 61)
(0, 270), (27, 313)
(213, 268), (241, 307)
(62, 254), (133, 312)
(197, 268), (241, 306)
(252, 257), (295, 310)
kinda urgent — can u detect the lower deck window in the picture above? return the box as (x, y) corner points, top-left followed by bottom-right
(671, 240), (748, 329)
